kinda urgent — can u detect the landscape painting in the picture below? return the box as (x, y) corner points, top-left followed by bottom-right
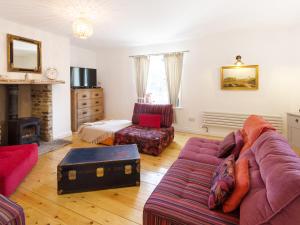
(221, 65), (259, 90)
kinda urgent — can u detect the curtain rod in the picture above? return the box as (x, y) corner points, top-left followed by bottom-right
(129, 50), (189, 58)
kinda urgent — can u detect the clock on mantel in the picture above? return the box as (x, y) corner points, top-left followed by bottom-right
(45, 68), (58, 80)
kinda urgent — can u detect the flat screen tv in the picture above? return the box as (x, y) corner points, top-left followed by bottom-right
(70, 67), (97, 88)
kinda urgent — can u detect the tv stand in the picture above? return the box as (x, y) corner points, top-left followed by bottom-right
(71, 88), (104, 131)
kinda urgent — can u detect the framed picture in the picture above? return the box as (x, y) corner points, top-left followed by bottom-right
(221, 65), (259, 90)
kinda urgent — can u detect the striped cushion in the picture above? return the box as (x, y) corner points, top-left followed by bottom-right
(143, 159), (239, 225)
(132, 103), (173, 128)
(0, 195), (25, 225)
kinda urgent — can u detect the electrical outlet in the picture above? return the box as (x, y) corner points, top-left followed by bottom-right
(188, 117), (196, 122)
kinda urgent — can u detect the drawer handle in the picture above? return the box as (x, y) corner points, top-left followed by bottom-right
(95, 101), (99, 104)
(296, 119), (299, 123)
(95, 109), (99, 112)
(82, 103), (87, 106)
(82, 111), (87, 115)
(82, 95), (87, 98)
(95, 94), (99, 96)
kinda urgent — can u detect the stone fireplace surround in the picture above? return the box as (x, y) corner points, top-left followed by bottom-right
(0, 79), (64, 145)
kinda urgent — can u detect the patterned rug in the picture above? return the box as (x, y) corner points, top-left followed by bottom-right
(39, 139), (72, 155)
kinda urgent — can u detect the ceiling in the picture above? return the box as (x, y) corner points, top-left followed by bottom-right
(0, 0), (299, 49)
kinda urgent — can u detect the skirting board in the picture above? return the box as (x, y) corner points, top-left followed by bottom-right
(174, 126), (224, 138)
(53, 130), (73, 140)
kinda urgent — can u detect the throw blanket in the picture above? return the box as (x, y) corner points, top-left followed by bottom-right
(78, 120), (132, 144)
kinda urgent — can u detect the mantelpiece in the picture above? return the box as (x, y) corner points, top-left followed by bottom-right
(0, 78), (65, 85)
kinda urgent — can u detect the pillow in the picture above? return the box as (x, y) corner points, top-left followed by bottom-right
(208, 154), (235, 209)
(139, 114), (161, 128)
(231, 130), (244, 159)
(217, 132), (236, 158)
(223, 158), (250, 213)
(240, 115), (275, 154)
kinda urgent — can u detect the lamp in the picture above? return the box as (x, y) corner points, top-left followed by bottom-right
(234, 55), (244, 66)
(72, 17), (93, 39)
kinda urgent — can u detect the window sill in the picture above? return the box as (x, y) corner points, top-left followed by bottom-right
(174, 106), (183, 110)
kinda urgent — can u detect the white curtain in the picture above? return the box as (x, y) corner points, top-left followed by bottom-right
(134, 56), (150, 103)
(164, 52), (184, 121)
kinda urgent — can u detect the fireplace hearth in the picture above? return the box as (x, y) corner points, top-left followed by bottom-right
(8, 117), (40, 145)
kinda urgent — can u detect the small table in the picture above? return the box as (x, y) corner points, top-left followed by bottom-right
(57, 144), (140, 195)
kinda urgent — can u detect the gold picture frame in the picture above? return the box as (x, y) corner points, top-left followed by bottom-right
(7, 34), (42, 73)
(221, 65), (259, 90)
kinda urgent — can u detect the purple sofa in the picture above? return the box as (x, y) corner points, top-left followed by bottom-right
(114, 103), (174, 156)
(143, 131), (300, 225)
(0, 194), (25, 225)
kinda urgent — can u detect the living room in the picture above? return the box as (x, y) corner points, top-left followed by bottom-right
(0, 1), (300, 225)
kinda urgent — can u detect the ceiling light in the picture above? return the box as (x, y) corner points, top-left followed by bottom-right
(234, 55), (244, 66)
(72, 17), (93, 39)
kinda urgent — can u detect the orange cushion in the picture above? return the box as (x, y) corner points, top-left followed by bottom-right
(223, 158), (250, 213)
(240, 115), (275, 153)
(100, 137), (114, 146)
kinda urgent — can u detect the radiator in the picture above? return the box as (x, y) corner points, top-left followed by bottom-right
(202, 112), (283, 133)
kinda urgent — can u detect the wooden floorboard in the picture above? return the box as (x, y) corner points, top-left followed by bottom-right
(10, 131), (300, 225)
(10, 132), (208, 225)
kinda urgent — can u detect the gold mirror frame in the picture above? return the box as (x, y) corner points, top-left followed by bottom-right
(7, 34), (42, 73)
(220, 65), (259, 90)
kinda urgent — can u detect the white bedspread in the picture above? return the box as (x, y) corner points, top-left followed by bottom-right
(78, 120), (132, 144)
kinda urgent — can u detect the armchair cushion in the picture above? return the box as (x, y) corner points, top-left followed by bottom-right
(139, 114), (161, 128)
(132, 103), (173, 128)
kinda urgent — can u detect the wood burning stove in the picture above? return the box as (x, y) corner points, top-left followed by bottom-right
(8, 117), (40, 145)
(7, 85), (41, 145)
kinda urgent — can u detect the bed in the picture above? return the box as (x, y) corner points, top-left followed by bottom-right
(78, 120), (132, 145)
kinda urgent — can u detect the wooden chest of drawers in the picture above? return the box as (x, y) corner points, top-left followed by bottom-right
(71, 88), (104, 132)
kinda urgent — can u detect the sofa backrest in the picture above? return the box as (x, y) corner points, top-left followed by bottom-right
(132, 103), (173, 128)
(239, 131), (300, 225)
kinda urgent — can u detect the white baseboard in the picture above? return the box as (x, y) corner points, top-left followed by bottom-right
(53, 130), (72, 140)
(173, 125), (207, 135)
(174, 126), (225, 138)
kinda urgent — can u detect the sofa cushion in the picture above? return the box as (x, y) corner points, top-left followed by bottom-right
(143, 159), (239, 225)
(217, 132), (236, 158)
(0, 144), (38, 196)
(139, 114), (161, 128)
(208, 155), (235, 209)
(240, 115), (275, 154)
(232, 130), (244, 159)
(132, 103), (173, 128)
(223, 158), (250, 213)
(0, 194), (25, 225)
(179, 137), (223, 165)
(240, 131), (300, 225)
(114, 125), (174, 156)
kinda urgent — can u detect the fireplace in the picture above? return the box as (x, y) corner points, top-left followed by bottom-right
(4, 84), (52, 145)
(8, 117), (40, 145)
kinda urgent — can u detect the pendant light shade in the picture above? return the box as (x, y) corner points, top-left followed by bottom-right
(72, 17), (93, 39)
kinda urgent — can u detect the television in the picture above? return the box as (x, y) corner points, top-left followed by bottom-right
(70, 67), (97, 88)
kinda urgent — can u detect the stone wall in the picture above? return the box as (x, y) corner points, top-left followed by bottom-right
(31, 85), (53, 141)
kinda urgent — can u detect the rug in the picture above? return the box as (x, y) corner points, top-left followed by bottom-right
(39, 139), (72, 155)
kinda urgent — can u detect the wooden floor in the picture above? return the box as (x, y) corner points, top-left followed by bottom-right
(10, 132), (300, 225)
(10, 132), (219, 225)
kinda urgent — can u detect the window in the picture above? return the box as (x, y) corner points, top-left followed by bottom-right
(145, 55), (169, 104)
(144, 55), (182, 106)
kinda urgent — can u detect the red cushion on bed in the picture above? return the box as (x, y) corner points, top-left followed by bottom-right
(139, 114), (161, 128)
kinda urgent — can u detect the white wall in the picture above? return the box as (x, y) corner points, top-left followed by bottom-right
(71, 45), (97, 69)
(0, 17), (71, 139)
(97, 26), (300, 137)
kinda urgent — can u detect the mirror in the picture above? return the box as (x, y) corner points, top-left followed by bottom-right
(7, 34), (42, 73)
